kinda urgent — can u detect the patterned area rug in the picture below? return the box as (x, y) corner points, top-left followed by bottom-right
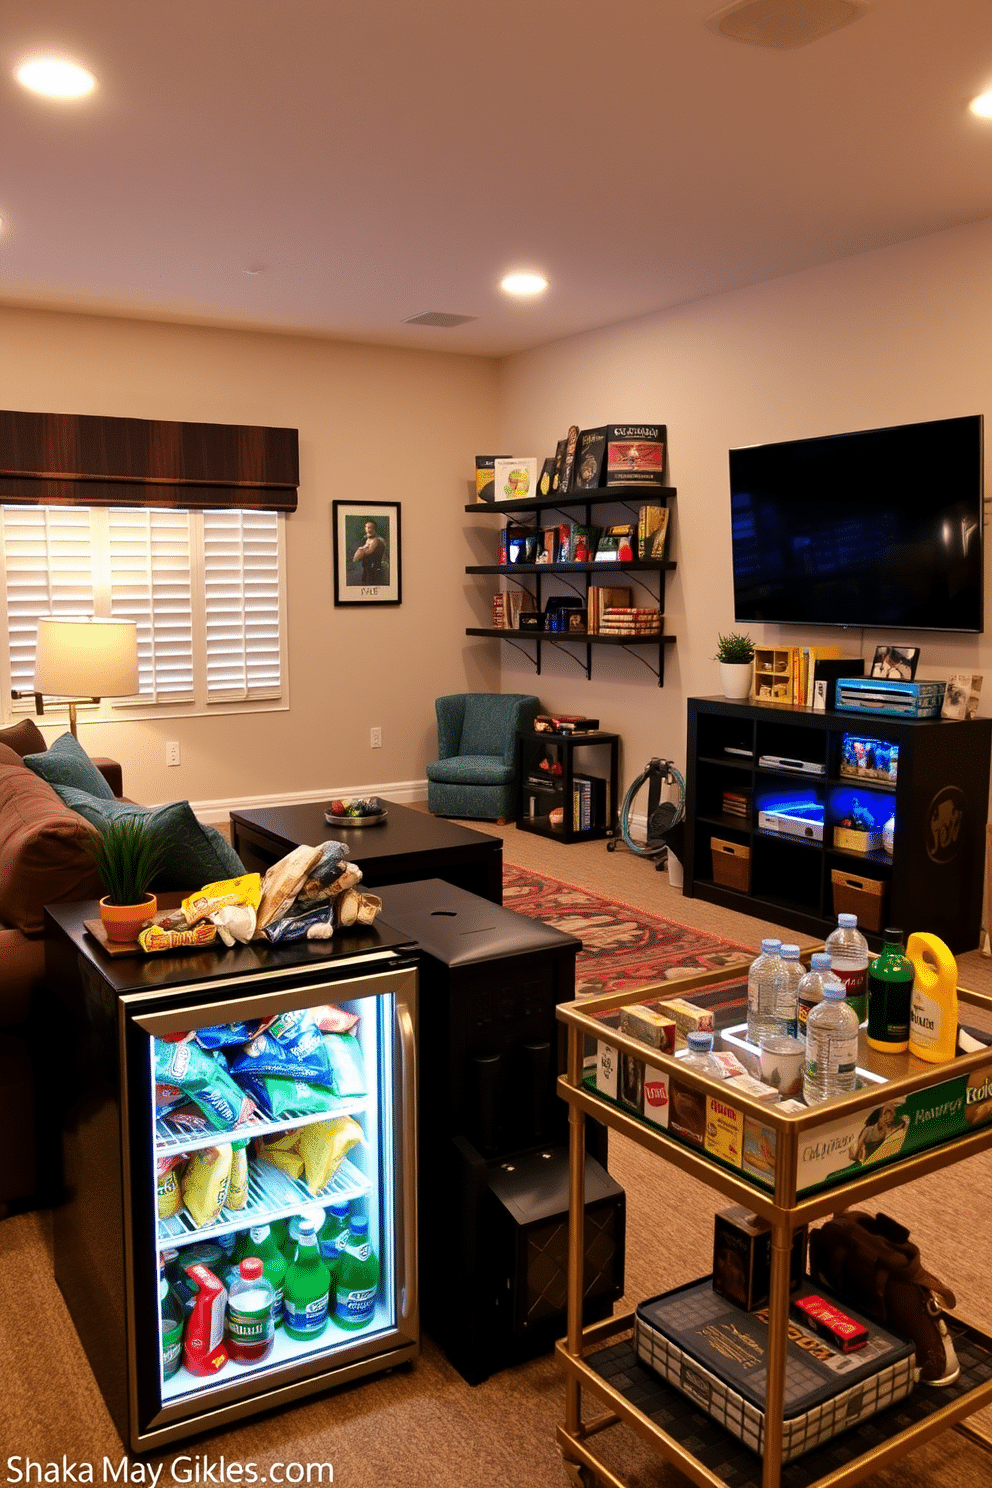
(502, 865), (754, 1000)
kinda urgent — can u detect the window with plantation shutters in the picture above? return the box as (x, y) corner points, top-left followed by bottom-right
(202, 509), (282, 701)
(0, 504), (286, 719)
(1, 505), (96, 696)
(107, 507), (195, 703)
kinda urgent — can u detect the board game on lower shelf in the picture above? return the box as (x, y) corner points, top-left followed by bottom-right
(562, 1315), (992, 1488)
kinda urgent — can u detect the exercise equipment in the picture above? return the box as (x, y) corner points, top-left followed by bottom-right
(608, 757), (686, 869)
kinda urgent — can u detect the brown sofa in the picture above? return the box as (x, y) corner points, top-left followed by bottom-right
(0, 719), (123, 1213)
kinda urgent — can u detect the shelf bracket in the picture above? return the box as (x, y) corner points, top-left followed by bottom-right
(545, 638), (593, 679)
(497, 635), (541, 672)
(615, 643), (666, 686)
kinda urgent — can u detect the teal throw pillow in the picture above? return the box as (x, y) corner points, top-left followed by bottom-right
(24, 731), (116, 800)
(54, 788), (245, 892)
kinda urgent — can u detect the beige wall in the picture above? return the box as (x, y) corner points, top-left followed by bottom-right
(0, 306), (500, 811)
(495, 216), (992, 798)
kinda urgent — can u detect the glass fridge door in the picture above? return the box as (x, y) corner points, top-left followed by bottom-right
(125, 959), (417, 1442)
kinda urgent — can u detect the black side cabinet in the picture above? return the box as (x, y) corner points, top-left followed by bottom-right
(684, 695), (992, 952)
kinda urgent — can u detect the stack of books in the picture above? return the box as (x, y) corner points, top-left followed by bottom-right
(492, 591), (535, 629)
(587, 584), (632, 634)
(598, 606), (663, 636)
(572, 774), (609, 831)
(535, 714), (600, 733)
(722, 787), (752, 820)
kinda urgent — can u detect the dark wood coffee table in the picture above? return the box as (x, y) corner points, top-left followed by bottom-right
(230, 800), (504, 904)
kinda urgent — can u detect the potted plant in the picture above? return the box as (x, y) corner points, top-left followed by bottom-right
(714, 632), (755, 700)
(86, 814), (167, 942)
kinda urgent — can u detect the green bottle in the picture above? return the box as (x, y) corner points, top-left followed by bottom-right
(239, 1223), (288, 1327)
(282, 1220), (331, 1340)
(282, 1206), (326, 1266)
(317, 1201), (351, 1284)
(866, 927), (913, 1053)
(334, 1217), (380, 1331)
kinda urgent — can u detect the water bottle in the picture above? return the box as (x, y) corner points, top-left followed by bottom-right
(679, 1030), (726, 1079)
(803, 977), (860, 1104)
(747, 938), (783, 1044)
(777, 944), (803, 1036)
(824, 913), (870, 1023)
(796, 951), (833, 1034)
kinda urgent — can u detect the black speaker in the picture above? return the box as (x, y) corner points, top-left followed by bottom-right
(376, 879), (625, 1383)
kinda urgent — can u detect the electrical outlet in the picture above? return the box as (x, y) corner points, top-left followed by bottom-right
(166, 741), (181, 767)
(370, 726), (382, 749)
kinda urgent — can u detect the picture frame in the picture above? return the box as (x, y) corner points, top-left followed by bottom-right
(871, 644), (919, 681)
(332, 501), (402, 606)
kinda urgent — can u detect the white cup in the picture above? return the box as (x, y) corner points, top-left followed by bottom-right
(759, 1034), (806, 1098)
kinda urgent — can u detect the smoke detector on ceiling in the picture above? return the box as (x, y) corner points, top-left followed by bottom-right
(706, 0), (868, 49)
(403, 311), (477, 328)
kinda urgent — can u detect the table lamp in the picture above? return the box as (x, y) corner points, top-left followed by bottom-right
(31, 616), (140, 737)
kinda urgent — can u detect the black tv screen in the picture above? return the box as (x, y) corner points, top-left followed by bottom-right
(730, 415), (984, 633)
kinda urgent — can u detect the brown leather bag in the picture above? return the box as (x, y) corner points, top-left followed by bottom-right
(808, 1209), (960, 1384)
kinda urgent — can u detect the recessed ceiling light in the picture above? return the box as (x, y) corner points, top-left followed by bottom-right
(969, 90), (992, 118)
(15, 57), (96, 99)
(500, 272), (549, 297)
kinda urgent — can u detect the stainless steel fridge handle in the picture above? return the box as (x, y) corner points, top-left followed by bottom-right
(397, 999), (418, 1325)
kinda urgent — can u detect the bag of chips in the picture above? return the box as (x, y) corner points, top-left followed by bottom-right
(299, 1115), (363, 1196)
(227, 1139), (250, 1209)
(155, 1038), (257, 1131)
(181, 1144), (233, 1226)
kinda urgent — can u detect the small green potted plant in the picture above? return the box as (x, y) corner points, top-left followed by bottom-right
(86, 814), (168, 942)
(714, 631), (755, 700)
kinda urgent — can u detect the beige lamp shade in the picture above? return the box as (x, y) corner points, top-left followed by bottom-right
(34, 616), (139, 701)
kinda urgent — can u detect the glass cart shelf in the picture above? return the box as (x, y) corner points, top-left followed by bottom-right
(555, 964), (992, 1488)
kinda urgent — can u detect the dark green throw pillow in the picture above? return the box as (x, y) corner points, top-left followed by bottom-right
(24, 731), (116, 800)
(55, 788), (245, 891)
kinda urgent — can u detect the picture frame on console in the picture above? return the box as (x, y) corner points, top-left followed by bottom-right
(332, 500), (402, 606)
(871, 644), (919, 681)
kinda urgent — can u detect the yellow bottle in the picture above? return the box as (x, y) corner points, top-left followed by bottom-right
(906, 932), (958, 1063)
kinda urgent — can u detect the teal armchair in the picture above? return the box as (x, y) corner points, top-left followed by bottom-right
(426, 693), (541, 821)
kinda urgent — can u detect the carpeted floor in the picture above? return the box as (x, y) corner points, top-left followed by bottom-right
(502, 863), (752, 997)
(2, 814), (990, 1487)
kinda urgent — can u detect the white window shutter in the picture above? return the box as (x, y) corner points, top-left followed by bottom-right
(1, 505), (95, 693)
(203, 509), (282, 700)
(107, 508), (195, 702)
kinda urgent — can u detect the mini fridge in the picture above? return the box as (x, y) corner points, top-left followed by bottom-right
(45, 901), (419, 1452)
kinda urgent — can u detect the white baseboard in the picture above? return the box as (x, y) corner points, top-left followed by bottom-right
(187, 779), (430, 828)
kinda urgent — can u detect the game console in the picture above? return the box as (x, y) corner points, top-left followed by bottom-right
(757, 802), (824, 841)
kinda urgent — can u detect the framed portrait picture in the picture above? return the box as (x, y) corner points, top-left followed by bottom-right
(871, 644), (920, 681)
(332, 501), (402, 606)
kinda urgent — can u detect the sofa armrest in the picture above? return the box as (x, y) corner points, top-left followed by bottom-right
(91, 757), (123, 797)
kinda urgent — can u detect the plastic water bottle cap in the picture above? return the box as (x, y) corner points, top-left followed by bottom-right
(761, 938), (782, 953)
(838, 913), (857, 928)
(686, 1031), (713, 1051)
(240, 1257), (263, 1280)
(351, 1217), (369, 1235)
(810, 953), (832, 970)
(823, 981), (846, 999)
(781, 944), (800, 959)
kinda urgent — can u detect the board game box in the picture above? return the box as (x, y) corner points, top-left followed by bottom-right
(635, 1277), (915, 1461)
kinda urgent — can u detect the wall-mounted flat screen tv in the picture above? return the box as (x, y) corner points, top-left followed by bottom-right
(730, 414), (984, 633)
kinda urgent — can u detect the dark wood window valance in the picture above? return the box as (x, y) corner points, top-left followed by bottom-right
(0, 410), (299, 511)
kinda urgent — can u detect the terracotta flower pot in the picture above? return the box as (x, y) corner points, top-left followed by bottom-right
(99, 892), (158, 943)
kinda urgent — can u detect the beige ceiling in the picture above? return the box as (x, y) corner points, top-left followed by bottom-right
(3, 0), (992, 357)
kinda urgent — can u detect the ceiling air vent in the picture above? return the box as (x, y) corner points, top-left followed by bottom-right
(403, 311), (477, 329)
(706, 0), (867, 49)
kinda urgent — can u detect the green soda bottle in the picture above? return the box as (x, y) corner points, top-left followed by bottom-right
(240, 1223), (288, 1327)
(317, 1201), (351, 1283)
(866, 927), (914, 1053)
(282, 1219), (331, 1340)
(334, 1216), (380, 1331)
(282, 1206), (326, 1266)
(159, 1256), (184, 1380)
